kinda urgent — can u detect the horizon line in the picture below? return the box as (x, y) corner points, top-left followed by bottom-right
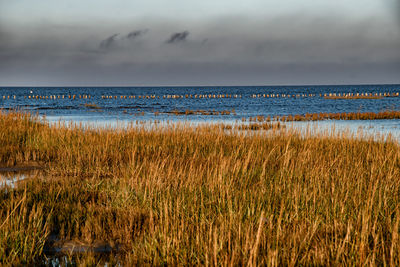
(1, 83), (399, 88)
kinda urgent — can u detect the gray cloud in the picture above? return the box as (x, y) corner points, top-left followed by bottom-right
(99, 33), (119, 49)
(166, 31), (189, 43)
(98, 29), (148, 51)
(126, 29), (148, 39)
(382, 0), (400, 27)
(0, 15), (399, 85)
(1, 61), (398, 86)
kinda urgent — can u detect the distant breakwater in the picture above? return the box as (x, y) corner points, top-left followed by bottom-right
(1, 91), (399, 101)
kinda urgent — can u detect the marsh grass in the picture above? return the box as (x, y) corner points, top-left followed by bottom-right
(244, 110), (400, 122)
(236, 122), (283, 131)
(0, 111), (400, 265)
(167, 109), (234, 116)
(82, 103), (102, 110)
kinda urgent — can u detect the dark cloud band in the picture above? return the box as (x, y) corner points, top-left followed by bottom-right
(166, 31), (189, 43)
(99, 34), (119, 49)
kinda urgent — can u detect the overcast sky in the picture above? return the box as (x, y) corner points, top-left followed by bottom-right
(0, 0), (399, 86)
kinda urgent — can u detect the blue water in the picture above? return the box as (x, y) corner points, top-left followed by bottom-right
(1, 85), (400, 124)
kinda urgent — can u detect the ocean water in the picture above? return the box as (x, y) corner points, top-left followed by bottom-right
(1, 84), (400, 139)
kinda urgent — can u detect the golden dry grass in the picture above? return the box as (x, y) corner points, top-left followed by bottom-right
(244, 110), (400, 122)
(0, 111), (400, 265)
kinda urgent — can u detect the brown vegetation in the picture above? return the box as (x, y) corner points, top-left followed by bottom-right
(276, 110), (400, 122)
(237, 122), (283, 131)
(243, 110), (400, 123)
(0, 111), (400, 265)
(82, 103), (102, 109)
(166, 109), (235, 116)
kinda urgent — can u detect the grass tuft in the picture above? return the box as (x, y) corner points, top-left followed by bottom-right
(0, 111), (399, 265)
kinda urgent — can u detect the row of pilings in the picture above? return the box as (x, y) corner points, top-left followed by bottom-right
(2, 92), (400, 100)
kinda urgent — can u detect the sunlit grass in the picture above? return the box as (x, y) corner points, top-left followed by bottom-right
(244, 110), (400, 122)
(0, 111), (399, 265)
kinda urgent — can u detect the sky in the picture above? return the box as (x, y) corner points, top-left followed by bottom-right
(0, 0), (399, 86)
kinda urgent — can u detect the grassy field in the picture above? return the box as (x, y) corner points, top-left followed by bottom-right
(0, 111), (400, 265)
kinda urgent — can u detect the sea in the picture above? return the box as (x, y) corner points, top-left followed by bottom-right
(1, 84), (400, 140)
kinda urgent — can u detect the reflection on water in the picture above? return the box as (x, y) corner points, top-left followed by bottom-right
(0, 166), (44, 188)
(43, 235), (120, 267)
(0, 174), (28, 188)
(285, 120), (400, 142)
(44, 115), (400, 143)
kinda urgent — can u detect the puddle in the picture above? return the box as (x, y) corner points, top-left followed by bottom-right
(44, 235), (116, 254)
(47, 241), (113, 253)
(0, 164), (44, 173)
(43, 236), (120, 266)
(0, 174), (29, 188)
(43, 254), (121, 267)
(0, 164), (45, 188)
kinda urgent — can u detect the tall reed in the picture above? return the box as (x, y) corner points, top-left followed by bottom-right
(0, 111), (399, 265)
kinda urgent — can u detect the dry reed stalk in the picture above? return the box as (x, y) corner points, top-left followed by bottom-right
(0, 111), (399, 265)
